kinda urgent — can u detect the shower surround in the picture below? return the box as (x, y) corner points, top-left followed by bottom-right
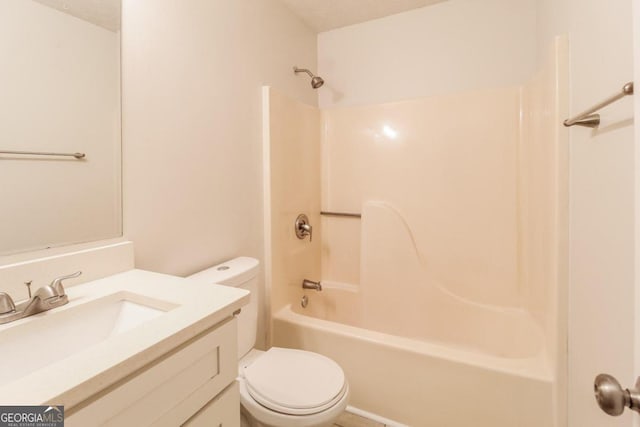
(264, 38), (568, 427)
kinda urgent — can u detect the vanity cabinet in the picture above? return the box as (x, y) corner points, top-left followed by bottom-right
(183, 382), (239, 427)
(66, 316), (239, 427)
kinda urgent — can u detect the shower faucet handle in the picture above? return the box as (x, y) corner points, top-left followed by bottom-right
(295, 214), (313, 242)
(300, 223), (312, 241)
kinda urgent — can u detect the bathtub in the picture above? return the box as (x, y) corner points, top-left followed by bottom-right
(272, 288), (554, 427)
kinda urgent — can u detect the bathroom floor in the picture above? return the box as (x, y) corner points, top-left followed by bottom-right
(334, 412), (386, 427)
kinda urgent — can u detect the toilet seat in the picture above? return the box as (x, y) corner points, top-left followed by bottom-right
(242, 347), (347, 416)
(238, 376), (350, 427)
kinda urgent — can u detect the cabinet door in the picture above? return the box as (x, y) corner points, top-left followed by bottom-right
(183, 382), (240, 427)
(67, 317), (237, 426)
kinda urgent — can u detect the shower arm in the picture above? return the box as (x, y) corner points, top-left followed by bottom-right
(293, 67), (315, 78)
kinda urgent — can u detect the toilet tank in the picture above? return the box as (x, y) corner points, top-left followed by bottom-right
(187, 257), (259, 359)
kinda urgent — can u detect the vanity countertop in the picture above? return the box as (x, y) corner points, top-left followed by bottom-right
(0, 269), (249, 408)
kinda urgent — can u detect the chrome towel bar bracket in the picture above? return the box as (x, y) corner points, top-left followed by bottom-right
(564, 81), (634, 128)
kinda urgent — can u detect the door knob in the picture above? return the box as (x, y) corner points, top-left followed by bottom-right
(594, 373), (640, 416)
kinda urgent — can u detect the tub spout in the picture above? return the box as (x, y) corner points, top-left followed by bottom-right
(302, 279), (322, 291)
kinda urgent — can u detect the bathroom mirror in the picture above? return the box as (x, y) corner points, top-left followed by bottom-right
(0, 0), (122, 255)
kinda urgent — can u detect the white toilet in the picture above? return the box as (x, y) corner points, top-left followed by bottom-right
(188, 257), (349, 427)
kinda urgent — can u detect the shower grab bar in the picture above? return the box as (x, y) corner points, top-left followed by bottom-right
(0, 150), (86, 159)
(563, 81), (634, 128)
(321, 211), (361, 218)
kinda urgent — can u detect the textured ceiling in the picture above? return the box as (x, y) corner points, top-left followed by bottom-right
(278, 0), (446, 32)
(33, 0), (120, 32)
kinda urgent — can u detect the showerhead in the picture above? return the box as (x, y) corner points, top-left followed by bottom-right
(311, 76), (324, 89)
(294, 66), (324, 89)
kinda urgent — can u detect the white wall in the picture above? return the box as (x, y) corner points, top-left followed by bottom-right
(566, 1), (635, 425)
(0, 0), (121, 255)
(635, 2), (640, 426)
(122, 0), (317, 347)
(536, 1), (636, 426)
(317, 0), (537, 108)
(636, 5), (640, 427)
(535, 0), (568, 66)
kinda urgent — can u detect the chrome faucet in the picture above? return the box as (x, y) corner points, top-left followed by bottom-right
(302, 279), (322, 291)
(0, 271), (81, 325)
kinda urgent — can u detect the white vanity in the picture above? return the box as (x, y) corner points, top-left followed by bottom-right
(0, 245), (249, 426)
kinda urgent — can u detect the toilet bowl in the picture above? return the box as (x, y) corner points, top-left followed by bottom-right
(239, 348), (349, 427)
(188, 257), (349, 427)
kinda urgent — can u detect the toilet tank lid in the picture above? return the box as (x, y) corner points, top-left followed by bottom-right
(187, 257), (260, 287)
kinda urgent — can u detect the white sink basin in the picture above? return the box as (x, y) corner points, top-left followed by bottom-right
(0, 291), (176, 386)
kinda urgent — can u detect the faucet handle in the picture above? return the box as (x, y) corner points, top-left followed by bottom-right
(0, 292), (16, 315)
(50, 271), (82, 295)
(295, 214), (313, 242)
